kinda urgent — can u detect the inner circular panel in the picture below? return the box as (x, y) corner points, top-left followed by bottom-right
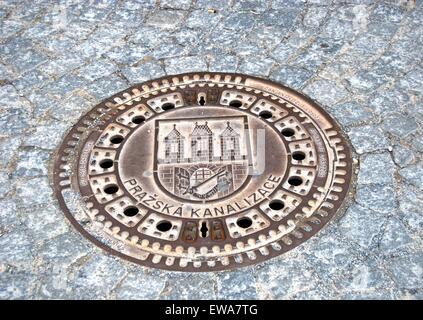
(118, 106), (288, 216)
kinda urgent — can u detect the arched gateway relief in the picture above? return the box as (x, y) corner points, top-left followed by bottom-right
(53, 73), (355, 271)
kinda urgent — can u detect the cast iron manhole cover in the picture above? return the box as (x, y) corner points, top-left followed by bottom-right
(53, 72), (354, 271)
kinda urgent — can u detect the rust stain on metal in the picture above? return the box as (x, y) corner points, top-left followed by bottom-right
(53, 72), (355, 271)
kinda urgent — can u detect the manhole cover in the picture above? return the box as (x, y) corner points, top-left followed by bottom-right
(53, 72), (354, 271)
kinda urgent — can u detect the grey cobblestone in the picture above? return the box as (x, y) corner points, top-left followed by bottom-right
(217, 269), (258, 299)
(42, 53), (86, 78)
(114, 270), (166, 300)
(386, 251), (422, 290)
(22, 121), (69, 150)
(20, 205), (69, 244)
(0, 172), (10, 199)
(38, 232), (92, 265)
(0, 108), (31, 135)
(410, 133), (423, 152)
(0, 228), (35, 268)
(85, 74), (129, 100)
(122, 61), (166, 84)
(382, 113), (419, 137)
(303, 79), (349, 106)
(256, 255), (323, 299)
(208, 55), (238, 72)
(356, 184), (397, 213)
(270, 65), (313, 90)
(160, 273), (217, 300)
(146, 10), (186, 29)
(72, 254), (128, 299)
(345, 70), (387, 93)
(15, 177), (53, 208)
(336, 257), (396, 295)
(12, 69), (50, 95)
(238, 56), (274, 76)
(399, 162), (423, 190)
(398, 187), (423, 234)
(0, 84), (30, 110)
(358, 152), (395, 185)
(14, 148), (50, 178)
(329, 101), (373, 128)
(379, 217), (413, 253)
(392, 145), (416, 168)
(0, 269), (38, 300)
(0, 0), (422, 300)
(0, 200), (20, 228)
(0, 136), (21, 170)
(76, 60), (119, 82)
(338, 204), (384, 249)
(49, 94), (93, 123)
(301, 228), (359, 287)
(348, 125), (390, 154)
(165, 56), (208, 74)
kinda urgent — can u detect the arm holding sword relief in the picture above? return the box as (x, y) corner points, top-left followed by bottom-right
(183, 168), (229, 195)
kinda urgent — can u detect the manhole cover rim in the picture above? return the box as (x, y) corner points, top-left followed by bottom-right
(52, 72), (356, 272)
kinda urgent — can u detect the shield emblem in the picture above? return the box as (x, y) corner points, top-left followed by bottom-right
(154, 115), (252, 201)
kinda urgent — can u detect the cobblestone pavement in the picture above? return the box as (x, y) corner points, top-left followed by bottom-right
(0, 0), (422, 300)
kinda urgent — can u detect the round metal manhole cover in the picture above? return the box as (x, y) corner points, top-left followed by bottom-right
(53, 72), (354, 271)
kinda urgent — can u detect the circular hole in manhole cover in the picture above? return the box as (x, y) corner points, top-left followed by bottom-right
(53, 72), (355, 272)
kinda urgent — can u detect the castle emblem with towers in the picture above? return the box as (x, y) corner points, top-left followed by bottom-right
(155, 117), (250, 200)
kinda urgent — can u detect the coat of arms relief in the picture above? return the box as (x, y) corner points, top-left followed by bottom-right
(155, 116), (252, 201)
